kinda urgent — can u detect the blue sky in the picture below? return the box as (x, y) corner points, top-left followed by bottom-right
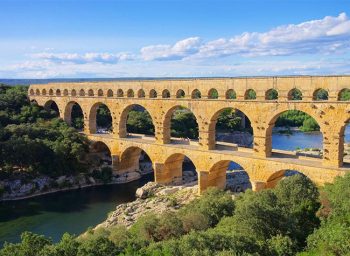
(1, 0), (349, 78)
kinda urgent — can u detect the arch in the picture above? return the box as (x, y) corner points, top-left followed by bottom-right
(63, 89), (69, 96)
(71, 89), (77, 97)
(119, 104), (155, 138)
(138, 89), (145, 98)
(29, 89), (34, 95)
(339, 118), (350, 167)
(88, 89), (94, 97)
(244, 89), (256, 100)
(338, 88), (350, 101)
(288, 88), (302, 100)
(191, 89), (201, 99)
(176, 89), (185, 98)
(313, 88), (328, 101)
(56, 89), (61, 96)
(162, 89), (170, 98)
(98, 89), (104, 96)
(208, 88), (219, 99)
(119, 146), (154, 177)
(88, 102), (112, 134)
(210, 107), (253, 150)
(161, 153), (197, 185)
(64, 101), (84, 129)
(149, 89), (157, 98)
(265, 169), (306, 189)
(44, 100), (60, 116)
(79, 89), (85, 96)
(225, 89), (236, 99)
(35, 89), (40, 95)
(117, 89), (124, 97)
(42, 89), (47, 95)
(88, 141), (113, 171)
(107, 89), (113, 97)
(265, 89), (278, 100)
(163, 105), (199, 144)
(49, 89), (54, 96)
(127, 89), (135, 98)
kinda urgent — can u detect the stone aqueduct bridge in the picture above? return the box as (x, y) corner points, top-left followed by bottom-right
(29, 76), (350, 193)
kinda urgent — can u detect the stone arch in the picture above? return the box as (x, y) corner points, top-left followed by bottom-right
(265, 169), (306, 189)
(338, 117), (350, 167)
(71, 89), (77, 97)
(265, 89), (278, 100)
(107, 89), (113, 97)
(49, 89), (54, 96)
(138, 89), (145, 98)
(56, 89), (61, 96)
(244, 89), (256, 100)
(35, 89), (40, 95)
(88, 89), (94, 97)
(64, 101), (84, 129)
(88, 141), (114, 171)
(119, 104), (155, 138)
(162, 89), (170, 98)
(127, 89), (135, 98)
(79, 89), (85, 96)
(163, 105), (199, 144)
(117, 89), (124, 97)
(208, 88), (219, 99)
(88, 102), (112, 134)
(149, 89), (157, 98)
(119, 146), (155, 176)
(176, 89), (185, 98)
(226, 89), (236, 99)
(288, 88), (302, 100)
(29, 89), (34, 95)
(98, 89), (104, 96)
(338, 88), (350, 101)
(191, 89), (201, 99)
(63, 89), (69, 96)
(44, 99), (60, 116)
(313, 88), (328, 101)
(42, 89), (47, 95)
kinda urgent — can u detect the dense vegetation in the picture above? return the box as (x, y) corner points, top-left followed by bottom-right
(2, 173), (349, 255)
(0, 85), (89, 178)
(275, 110), (320, 132)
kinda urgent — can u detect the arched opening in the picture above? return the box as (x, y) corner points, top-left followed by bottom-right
(162, 154), (197, 185)
(149, 89), (157, 98)
(244, 89), (256, 100)
(191, 89), (201, 99)
(288, 88), (302, 100)
(117, 89), (124, 97)
(138, 89), (145, 98)
(89, 103), (112, 134)
(98, 89), (103, 96)
(35, 89), (40, 95)
(265, 89), (278, 100)
(226, 89), (236, 99)
(119, 147), (154, 181)
(42, 89), (47, 95)
(107, 89), (113, 97)
(265, 170), (306, 189)
(79, 89), (85, 96)
(208, 88), (219, 99)
(162, 89), (170, 98)
(176, 89), (185, 98)
(49, 89), (54, 96)
(127, 89), (135, 98)
(65, 102), (84, 130)
(339, 119), (350, 166)
(44, 100), (59, 117)
(88, 89), (94, 97)
(313, 89), (328, 101)
(120, 104), (155, 138)
(207, 160), (251, 192)
(56, 89), (61, 96)
(164, 106), (199, 144)
(338, 88), (350, 101)
(211, 107), (253, 150)
(269, 110), (322, 158)
(63, 89), (68, 96)
(29, 89), (34, 95)
(71, 89), (77, 97)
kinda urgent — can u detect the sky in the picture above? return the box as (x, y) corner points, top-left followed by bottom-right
(0, 0), (349, 78)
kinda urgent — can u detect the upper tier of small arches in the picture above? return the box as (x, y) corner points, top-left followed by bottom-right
(29, 87), (350, 101)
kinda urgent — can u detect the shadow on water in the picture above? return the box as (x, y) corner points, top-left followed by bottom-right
(0, 173), (153, 246)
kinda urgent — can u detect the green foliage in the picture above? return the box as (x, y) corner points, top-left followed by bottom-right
(127, 110), (155, 135)
(300, 118), (320, 132)
(339, 89), (350, 101)
(96, 104), (112, 130)
(275, 110), (320, 132)
(314, 89), (328, 100)
(266, 89), (278, 100)
(245, 89), (256, 99)
(171, 110), (198, 139)
(290, 89), (302, 100)
(216, 108), (244, 132)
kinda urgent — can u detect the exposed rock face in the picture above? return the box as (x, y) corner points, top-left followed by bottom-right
(95, 182), (199, 229)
